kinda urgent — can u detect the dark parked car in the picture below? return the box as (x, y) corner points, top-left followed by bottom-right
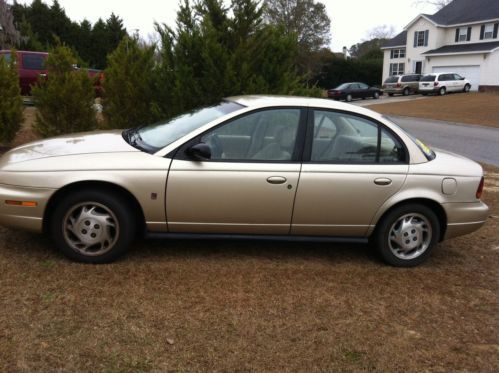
(327, 82), (382, 102)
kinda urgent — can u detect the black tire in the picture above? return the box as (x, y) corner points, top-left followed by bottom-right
(388, 93), (394, 97)
(439, 87), (446, 96)
(346, 94), (353, 102)
(403, 88), (409, 96)
(373, 91), (380, 99)
(463, 84), (471, 93)
(422, 93), (428, 96)
(50, 189), (136, 263)
(373, 204), (440, 267)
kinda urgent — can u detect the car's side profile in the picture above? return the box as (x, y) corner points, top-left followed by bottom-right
(0, 96), (489, 266)
(383, 74), (422, 96)
(419, 72), (471, 95)
(327, 82), (382, 102)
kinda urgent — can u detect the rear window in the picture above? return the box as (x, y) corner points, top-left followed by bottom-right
(22, 54), (46, 70)
(421, 75), (436, 82)
(384, 77), (399, 83)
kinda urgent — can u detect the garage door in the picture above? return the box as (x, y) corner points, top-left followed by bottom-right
(432, 65), (480, 91)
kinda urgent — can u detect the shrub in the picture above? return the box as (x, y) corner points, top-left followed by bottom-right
(0, 51), (23, 144)
(32, 44), (97, 137)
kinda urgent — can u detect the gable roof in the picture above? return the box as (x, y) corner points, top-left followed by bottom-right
(422, 40), (499, 55)
(426, 0), (499, 26)
(381, 31), (407, 49)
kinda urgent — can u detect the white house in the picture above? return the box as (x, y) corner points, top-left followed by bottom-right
(381, 0), (499, 91)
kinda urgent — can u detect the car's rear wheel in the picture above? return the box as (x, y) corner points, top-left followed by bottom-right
(373, 91), (380, 99)
(463, 84), (471, 93)
(374, 204), (440, 267)
(346, 94), (353, 102)
(50, 190), (136, 263)
(439, 87), (446, 96)
(403, 88), (409, 96)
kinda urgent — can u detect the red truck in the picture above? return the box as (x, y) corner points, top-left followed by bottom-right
(0, 50), (103, 96)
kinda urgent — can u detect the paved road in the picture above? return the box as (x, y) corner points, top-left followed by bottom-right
(388, 116), (499, 166)
(352, 94), (428, 107)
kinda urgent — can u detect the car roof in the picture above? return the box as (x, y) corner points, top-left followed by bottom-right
(226, 95), (379, 117)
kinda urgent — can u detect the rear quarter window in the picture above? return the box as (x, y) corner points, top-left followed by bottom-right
(22, 54), (46, 70)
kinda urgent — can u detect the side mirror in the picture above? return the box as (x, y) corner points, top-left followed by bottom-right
(187, 143), (211, 160)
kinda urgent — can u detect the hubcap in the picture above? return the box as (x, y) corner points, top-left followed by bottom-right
(63, 202), (119, 256)
(388, 213), (432, 260)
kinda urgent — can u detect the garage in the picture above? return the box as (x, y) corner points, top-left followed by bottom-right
(432, 65), (481, 91)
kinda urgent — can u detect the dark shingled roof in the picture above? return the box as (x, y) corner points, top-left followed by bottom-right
(426, 0), (499, 25)
(422, 41), (499, 55)
(382, 31), (407, 48)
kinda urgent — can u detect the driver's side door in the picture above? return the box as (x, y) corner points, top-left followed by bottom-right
(165, 108), (306, 234)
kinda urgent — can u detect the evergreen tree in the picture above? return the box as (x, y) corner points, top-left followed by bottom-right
(0, 51), (23, 144)
(103, 36), (158, 129)
(33, 44), (97, 137)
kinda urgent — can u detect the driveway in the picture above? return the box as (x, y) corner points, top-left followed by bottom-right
(388, 115), (499, 166)
(351, 94), (428, 107)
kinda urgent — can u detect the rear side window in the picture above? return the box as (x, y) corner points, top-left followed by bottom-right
(310, 110), (406, 164)
(421, 75), (436, 82)
(22, 54), (46, 70)
(384, 77), (399, 83)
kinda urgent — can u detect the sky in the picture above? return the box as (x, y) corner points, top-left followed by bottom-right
(14, 0), (440, 51)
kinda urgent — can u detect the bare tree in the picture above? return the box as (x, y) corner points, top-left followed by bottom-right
(413, 0), (453, 10)
(0, 0), (20, 49)
(367, 25), (395, 41)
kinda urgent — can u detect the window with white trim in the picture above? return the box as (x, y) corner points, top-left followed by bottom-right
(484, 23), (494, 39)
(416, 30), (427, 46)
(458, 27), (468, 42)
(389, 63), (404, 76)
(390, 49), (406, 59)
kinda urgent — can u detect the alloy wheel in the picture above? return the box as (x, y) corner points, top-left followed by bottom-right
(388, 213), (432, 260)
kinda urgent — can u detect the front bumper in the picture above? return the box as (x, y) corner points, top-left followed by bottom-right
(443, 201), (489, 240)
(0, 183), (55, 232)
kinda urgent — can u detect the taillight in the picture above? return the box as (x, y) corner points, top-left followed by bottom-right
(396, 83), (401, 88)
(476, 176), (484, 199)
(434, 81), (439, 86)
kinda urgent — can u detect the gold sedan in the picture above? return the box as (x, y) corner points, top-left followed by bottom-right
(0, 96), (489, 266)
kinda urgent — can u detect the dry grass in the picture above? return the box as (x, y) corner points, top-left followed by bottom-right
(0, 166), (498, 371)
(367, 93), (499, 128)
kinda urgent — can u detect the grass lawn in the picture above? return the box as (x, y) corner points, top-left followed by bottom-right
(367, 93), (499, 128)
(0, 165), (497, 371)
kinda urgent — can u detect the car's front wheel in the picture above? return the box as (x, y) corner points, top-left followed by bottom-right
(374, 204), (440, 267)
(50, 189), (136, 263)
(373, 91), (380, 99)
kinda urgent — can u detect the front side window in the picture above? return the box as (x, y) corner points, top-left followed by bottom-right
(389, 63), (405, 76)
(310, 111), (405, 163)
(22, 54), (46, 70)
(200, 109), (301, 161)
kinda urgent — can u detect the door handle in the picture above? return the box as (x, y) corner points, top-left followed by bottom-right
(267, 176), (287, 185)
(374, 178), (392, 186)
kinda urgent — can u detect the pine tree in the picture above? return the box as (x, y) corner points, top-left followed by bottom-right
(33, 44), (97, 137)
(103, 36), (158, 129)
(0, 51), (23, 144)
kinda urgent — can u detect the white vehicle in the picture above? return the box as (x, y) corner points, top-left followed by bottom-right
(419, 73), (471, 96)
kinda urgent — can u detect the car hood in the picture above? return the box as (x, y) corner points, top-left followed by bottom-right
(0, 130), (139, 166)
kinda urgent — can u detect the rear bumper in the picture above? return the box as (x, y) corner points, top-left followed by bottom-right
(442, 201), (489, 240)
(0, 183), (55, 232)
(419, 86), (439, 93)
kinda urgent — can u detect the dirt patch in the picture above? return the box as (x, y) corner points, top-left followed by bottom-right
(0, 163), (498, 371)
(367, 93), (499, 128)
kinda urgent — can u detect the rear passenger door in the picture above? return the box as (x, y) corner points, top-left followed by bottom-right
(291, 109), (409, 237)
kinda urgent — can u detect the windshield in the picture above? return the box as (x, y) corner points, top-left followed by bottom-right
(382, 116), (435, 160)
(127, 101), (244, 152)
(334, 83), (350, 90)
(384, 77), (399, 83)
(421, 75), (436, 82)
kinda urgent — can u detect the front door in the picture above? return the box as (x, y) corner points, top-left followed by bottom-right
(415, 61), (423, 74)
(166, 108), (306, 234)
(291, 109), (409, 237)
